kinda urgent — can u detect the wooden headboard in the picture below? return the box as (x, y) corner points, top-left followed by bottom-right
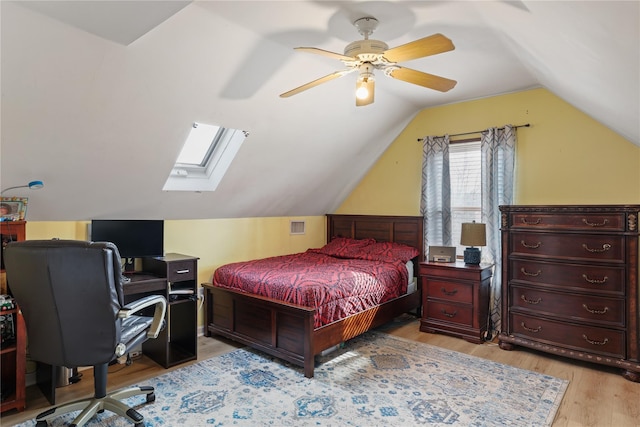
(326, 214), (425, 274)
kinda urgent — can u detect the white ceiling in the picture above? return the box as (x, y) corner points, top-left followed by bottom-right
(1, 1), (638, 221)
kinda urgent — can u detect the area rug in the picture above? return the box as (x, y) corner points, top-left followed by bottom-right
(15, 331), (568, 426)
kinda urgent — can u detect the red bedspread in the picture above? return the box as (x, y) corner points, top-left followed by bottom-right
(212, 251), (410, 328)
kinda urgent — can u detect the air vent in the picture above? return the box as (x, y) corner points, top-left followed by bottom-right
(290, 220), (306, 235)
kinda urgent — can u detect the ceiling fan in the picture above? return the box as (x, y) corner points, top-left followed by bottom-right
(279, 17), (457, 106)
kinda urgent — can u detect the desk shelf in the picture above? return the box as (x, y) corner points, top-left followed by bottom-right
(140, 253), (199, 368)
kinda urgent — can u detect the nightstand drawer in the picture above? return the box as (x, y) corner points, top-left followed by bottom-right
(425, 301), (473, 326)
(426, 279), (473, 303)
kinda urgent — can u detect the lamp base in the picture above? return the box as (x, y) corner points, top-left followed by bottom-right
(463, 247), (481, 264)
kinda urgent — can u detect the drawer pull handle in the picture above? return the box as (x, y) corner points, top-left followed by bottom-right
(441, 287), (458, 296)
(582, 218), (609, 227)
(520, 268), (541, 277)
(441, 309), (457, 318)
(582, 243), (612, 253)
(521, 295), (541, 305)
(582, 334), (609, 346)
(521, 322), (541, 333)
(582, 304), (609, 315)
(175, 269), (190, 274)
(521, 218), (541, 225)
(582, 274), (608, 284)
(520, 240), (541, 249)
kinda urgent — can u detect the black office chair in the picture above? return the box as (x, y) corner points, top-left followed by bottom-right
(4, 240), (167, 427)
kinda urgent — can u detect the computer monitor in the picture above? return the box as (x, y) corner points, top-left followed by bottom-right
(90, 219), (164, 271)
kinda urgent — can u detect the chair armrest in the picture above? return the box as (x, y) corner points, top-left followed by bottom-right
(119, 295), (167, 339)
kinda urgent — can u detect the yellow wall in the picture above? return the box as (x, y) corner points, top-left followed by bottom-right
(337, 88), (640, 214)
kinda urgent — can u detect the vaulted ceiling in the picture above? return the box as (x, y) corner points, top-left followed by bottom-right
(1, 1), (638, 221)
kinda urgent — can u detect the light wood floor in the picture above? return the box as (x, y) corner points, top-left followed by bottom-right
(2, 320), (639, 426)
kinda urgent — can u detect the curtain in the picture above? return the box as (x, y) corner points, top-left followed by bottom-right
(481, 125), (517, 334)
(420, 135), (452, 252)
(420, 127), (516, 337)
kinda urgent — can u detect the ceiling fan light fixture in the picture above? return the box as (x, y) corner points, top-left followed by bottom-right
(355, 80), (370, 99)
(355, 73), (375, 106)
(356, 72), (374, 98)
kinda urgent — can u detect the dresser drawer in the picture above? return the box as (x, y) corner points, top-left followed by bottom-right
(167, 260), (196, 282)
(426, 279), (473, 303)
(510, 286), (625, 327)
(510, 232), (625, 262)
(510, 313), (625, 359)
(509, 212), (626, 231)
(510, 259), (625, 295)
(425, 301), (473, 326)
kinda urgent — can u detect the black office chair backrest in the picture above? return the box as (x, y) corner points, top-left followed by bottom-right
(4, 240), (127, 367)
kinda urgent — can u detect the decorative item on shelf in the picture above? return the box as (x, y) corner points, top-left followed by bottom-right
(428, 246), (456, 262)
(1, 198), (28, 222)
(460, 221), (486, 265)
(1, 198), (29, 222)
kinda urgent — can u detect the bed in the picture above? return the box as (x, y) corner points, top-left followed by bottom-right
(202, 214), (424, 377)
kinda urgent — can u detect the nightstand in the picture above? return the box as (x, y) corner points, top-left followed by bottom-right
(419, 261), (493, 344)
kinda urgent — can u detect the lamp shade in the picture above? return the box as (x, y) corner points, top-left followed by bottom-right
(460, 222), (486, 247)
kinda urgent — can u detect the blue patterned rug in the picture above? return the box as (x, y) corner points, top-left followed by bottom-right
(15, 331), (567, 426)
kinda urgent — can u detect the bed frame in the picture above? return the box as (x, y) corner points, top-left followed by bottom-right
(203, 214), (424, 377)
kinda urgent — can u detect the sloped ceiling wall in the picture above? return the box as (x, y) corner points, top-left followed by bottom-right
(1, 1), (638, 221)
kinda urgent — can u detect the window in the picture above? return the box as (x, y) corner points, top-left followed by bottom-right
(175, 123), (223, 167)
(163, 122), (247, 192)
(449, 139), (481, 257)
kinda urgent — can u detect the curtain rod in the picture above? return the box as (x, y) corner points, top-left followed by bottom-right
(417, 123), (530, 142)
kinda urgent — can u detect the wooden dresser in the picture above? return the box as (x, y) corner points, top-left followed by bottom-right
(498, 205), (640, 382)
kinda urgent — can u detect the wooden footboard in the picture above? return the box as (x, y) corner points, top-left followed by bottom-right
(204, 284), (316, 376)
(203, 283), (421, 377)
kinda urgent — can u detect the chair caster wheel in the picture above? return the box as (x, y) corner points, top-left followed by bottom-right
(146, 392), (155, 403)
(134, 423), (144, 427)
(36, 422), (48, 427)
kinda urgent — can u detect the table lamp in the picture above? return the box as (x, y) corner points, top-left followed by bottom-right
(1, 180), (44, 195)
(460, 221), (486, 264)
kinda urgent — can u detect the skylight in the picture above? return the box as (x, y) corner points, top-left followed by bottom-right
(163, 122), (247, 192)
(176, 123), (222, 166)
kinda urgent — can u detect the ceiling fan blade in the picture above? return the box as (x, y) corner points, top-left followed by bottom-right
(387, 66), (457, 92)
(355, 78), (375, 107)
(383, 33), (455, 63)
(294, 47), (355, 62)
(279, 70), (353, 98)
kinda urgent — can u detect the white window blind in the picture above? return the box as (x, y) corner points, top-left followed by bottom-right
(450, 140), (481, 257)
